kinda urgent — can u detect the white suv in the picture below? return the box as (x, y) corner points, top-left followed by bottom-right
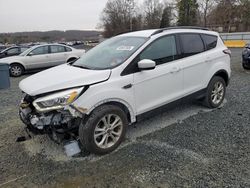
(19, 27), (231, 155)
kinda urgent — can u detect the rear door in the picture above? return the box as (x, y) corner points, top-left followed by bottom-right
(178, 33), (209, 95)
(48, 45), (68, 66)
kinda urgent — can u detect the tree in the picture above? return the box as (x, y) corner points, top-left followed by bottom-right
(143, 0), (164, 29)
(160, 6), (172, 28)
(100, 0), (138, 37)
(177, 0), (199, 26)
(240, 0), (250, 31)
(198, 0), (217, 27)
(207, 0), (238, 32)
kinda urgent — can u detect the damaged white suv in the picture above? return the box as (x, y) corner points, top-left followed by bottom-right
(19, 27), (231, 155)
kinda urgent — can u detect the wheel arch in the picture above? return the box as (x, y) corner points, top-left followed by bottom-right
(86, 99), (136, 124)
(10, 62), (26, 71)
(67, 56), (78, 63)
(211, 70), (229, 86)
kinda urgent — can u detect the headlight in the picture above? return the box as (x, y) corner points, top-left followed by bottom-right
(33, 87), (84, 112)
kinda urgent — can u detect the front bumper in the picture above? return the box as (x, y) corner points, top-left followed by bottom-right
(19, 94), (83, 143)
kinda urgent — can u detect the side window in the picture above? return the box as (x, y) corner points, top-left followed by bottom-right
(139, 35), (177, 65)
(180, 34), (205, 57)
(20, 47), (28, 53)
(65, 47), (72, 52)
(50, 45), (66, 53)
(30, 46), (49, 56)
(201, 34), (218, 50)
(7, 48), (19, 55)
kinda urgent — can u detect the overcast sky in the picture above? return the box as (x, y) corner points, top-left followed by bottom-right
(0, 0), (109, 33)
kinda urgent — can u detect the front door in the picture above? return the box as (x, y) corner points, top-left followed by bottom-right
(133, 35), (184, 115)
(25, 46), (50, 69)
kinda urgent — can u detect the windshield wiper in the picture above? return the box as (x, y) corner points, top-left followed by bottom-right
(71, 64), (90, 70)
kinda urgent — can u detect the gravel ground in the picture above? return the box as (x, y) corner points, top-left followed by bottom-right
(0, 48), (250, 188)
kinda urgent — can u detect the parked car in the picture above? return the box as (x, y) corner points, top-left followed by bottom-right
(0, 46), (29, 59)
(0, 44), (85, 77)
(242, 43), (250, 69)
(18, 27), (231, 155)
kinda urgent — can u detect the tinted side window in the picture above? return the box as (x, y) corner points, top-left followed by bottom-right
(139, 35), (177, 65)
(7, 47), (19, 55)
(50, 45), (66, 53)
(180, 34), (204, 57)
(66, 47), (72, 52)
(31, 46), (49, 55)
(201, 34), (217, 50)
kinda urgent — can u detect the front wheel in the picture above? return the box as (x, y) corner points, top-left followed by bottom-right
(10, 64), (24, 77)
(79, 105), (128, 155)
(204, 76), (226, 108)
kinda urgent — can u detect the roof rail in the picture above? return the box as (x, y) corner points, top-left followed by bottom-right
(151, 26), (210, 36)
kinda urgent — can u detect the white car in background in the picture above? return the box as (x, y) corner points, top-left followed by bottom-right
(0, 44), (85, 77)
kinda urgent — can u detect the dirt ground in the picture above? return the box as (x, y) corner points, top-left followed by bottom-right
(0, 48), (250, 188)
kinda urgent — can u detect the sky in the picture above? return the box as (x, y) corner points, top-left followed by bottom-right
(0, 0), (109, 33)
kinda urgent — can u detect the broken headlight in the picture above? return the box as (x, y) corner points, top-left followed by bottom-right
(33, 87), (84, 112)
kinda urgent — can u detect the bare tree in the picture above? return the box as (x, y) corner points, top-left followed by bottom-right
(198, 0), (217, 27)
(143, 0), (164, 29)
(100, 0), (138, 37)
(207, 0), (243, 32)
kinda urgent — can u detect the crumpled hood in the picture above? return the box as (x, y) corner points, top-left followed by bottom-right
(19, 64), (111, 96)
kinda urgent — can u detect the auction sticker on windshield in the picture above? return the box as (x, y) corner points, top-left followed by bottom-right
(116, 46), (134, 51)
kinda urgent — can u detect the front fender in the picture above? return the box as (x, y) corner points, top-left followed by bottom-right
(73, 76), (136, 123)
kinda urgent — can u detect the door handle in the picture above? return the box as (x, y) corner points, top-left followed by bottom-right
(170, 67), (181, 73)
(122, 84), (133, 89)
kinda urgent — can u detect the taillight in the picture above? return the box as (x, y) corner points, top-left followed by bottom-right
(223, 49), (231, 57)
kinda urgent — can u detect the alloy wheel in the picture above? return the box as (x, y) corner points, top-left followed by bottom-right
(94, 114), (123, 149)
(211, 81), (224, 105)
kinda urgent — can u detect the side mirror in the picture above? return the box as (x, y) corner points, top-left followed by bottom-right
(138, 59), (156, 71)
(28, 52), (34, 56)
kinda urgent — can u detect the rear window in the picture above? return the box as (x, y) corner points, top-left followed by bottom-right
(179, 34), (205, 57)
(66, 47), (72, 52)
(201, 34), (218, 50)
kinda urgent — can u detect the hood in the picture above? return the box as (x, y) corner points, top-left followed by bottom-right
(0, 56), (23, 63)
(19, 64), (111, 96)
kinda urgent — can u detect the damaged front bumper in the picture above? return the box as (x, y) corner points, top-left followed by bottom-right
(19, 94), (85, 144)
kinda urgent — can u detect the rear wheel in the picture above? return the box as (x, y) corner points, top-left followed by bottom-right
(79, 105), (128, 155)
(204, 76), (226, 108)
(10, 64), (24, 77)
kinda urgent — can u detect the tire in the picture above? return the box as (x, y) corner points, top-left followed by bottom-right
(242, 63), (250, 70)
(79, 105), (128, 155)
(10, 64), (24, 77)
(204, 76), (226, 108)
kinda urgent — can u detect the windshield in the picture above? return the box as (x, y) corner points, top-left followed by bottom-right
(72, 36), (147, 70)
(19, 48), (32, 56)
